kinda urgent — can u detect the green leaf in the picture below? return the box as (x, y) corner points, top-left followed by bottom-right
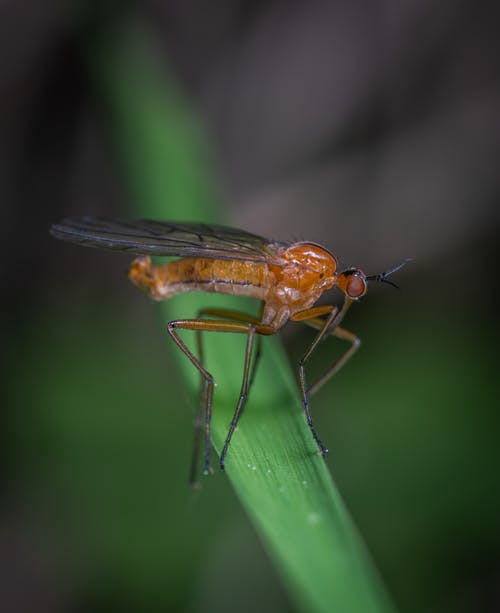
(86, 20), (396, 613)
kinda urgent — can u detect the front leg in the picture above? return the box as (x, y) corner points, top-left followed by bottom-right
(291, 300), (355, 457)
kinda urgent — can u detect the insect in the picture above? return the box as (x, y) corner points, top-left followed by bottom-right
(50, 217), (408, 483)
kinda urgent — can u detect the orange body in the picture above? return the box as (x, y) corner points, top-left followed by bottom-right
(51, 216), (407, 480)
(129, 242), (338, 330)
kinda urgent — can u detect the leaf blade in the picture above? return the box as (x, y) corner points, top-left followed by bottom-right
(86, 20), (397, 613)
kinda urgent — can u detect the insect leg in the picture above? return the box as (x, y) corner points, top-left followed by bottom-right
(196, 307), (261, 325)
(194, 308), (271, 468)
(168, 320), (216, 477)
(197, 307), (263, 398)
(167, 318), (273, 477)
(219, 326), (256, 470)
(188, 329), (206, 487)
(248, 334), (262, 390)
(291, 300), (353, 457)
(189, 386), (206, 487)
(301, 322), (361, 397)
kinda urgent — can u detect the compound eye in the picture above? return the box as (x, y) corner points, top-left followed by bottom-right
(346, 274), (366, 299)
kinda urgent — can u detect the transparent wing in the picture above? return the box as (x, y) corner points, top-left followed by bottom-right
(50, 217), (288, 264)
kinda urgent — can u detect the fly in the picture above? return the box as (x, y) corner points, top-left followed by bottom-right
(50, 217), (409, 484)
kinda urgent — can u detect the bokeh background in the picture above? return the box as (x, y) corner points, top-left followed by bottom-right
(2, 1), (499, 612)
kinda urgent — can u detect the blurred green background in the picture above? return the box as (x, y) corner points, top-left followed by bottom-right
(2, 2), (500, 612)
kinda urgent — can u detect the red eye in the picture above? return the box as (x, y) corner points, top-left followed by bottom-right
(347, 275), (366, 298)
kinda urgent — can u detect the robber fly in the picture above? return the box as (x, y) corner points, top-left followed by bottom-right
(50, 217), (408, 484)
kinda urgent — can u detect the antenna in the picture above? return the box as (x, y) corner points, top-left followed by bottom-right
(366, 258), (412, 289)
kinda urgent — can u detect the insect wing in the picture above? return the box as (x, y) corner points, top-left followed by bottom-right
(50, 217), (288, 264)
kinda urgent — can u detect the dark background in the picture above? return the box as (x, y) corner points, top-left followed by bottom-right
(2, 1), (499, 612)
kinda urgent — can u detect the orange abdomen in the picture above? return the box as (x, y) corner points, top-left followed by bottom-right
(129, 256), (273, 301)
